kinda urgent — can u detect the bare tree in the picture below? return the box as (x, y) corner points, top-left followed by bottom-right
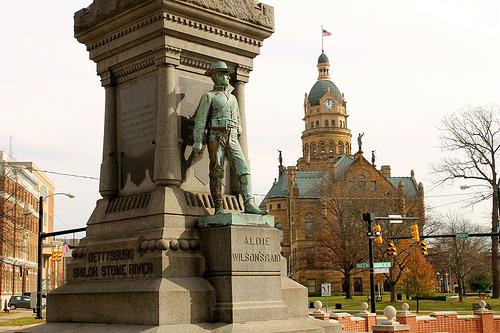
(317, 176), (418, 299)
(431, 212), (490, 302)
(433, 106), (499, 297)
(316, 195), (367, 299)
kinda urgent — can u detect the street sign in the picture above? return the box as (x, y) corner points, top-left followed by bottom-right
(355, 263), (370, 269)
(456, 232), (469, 239)
(400, 239), (409, 249)
(373, 267), (390, 274)
(388, 214), (402, 224)
(374, 262), (392, 268)
(321, 283), (331, 297)
(356, 262), (391, 269)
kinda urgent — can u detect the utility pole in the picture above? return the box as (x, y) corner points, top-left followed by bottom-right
(362, 213), (376, 314)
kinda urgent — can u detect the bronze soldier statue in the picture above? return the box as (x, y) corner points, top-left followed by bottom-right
(192, 60), (262, 215)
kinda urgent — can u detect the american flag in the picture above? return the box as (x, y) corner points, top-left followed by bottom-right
(322, 29), (332, 37)
(62, 242), (71, 254)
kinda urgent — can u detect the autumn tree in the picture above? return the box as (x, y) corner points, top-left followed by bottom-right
(433, 106), (500, 297)
(401, 247), (437, 312)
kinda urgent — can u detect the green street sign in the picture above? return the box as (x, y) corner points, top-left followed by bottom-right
(456, 232), (469, 239)
(356, 262), (391, 269)
(374, 262), (392, 268)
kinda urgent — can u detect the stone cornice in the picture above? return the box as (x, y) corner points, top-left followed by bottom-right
(180, 57), (211, 72)
(164, 12), (262, 46)
(234, 64), (252, 83)
(75, 0), (274, 35)
(112, 58), (156, 79)
(87, 13), (163, 51)
(155, 46), (182, 66)
(86, 11), (262, 55)
(99, 70), (113, 87)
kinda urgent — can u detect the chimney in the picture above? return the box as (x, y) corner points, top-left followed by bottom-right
(380, 165), (391, 178)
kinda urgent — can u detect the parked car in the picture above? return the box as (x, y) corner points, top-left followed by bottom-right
(8, 295), (31, 310)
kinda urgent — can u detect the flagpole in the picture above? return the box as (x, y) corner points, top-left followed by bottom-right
(321, 25), (324, 52)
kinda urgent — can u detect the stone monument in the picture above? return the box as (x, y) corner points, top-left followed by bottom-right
(21, 1), (341, 332)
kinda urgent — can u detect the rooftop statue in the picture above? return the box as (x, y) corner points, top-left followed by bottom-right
(192, 60), (263, 215)
(357, 132), (364, 152)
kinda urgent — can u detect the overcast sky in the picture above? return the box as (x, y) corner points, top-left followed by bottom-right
(1, 0), (499, 231)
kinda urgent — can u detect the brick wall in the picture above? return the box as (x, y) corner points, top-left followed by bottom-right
(314, 305), (500, 333)
(330, 312), (374, 332)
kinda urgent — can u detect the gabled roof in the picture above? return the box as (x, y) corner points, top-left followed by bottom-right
(259, 170), (325, 208)
(333, 155), (355, 178)
(388, 177), (419, 197)
(261, 155), (420, 209)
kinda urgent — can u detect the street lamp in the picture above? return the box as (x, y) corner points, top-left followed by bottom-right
(36, 192), (74, 320)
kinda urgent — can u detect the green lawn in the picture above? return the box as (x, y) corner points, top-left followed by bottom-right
(0, 317), (43, 326)
(308, 294), (500, 315)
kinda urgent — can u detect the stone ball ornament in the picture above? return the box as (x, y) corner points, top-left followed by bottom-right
(156, 239), (169, 250)
(179, 239), (190, 251)
(360, 302), (369, 312)
(169, 239), (180, 251)
(402, 303), (410, 312)
(383, 305), (397, 323)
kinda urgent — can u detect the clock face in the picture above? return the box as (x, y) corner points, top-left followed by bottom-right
(323, 99), (334, 109)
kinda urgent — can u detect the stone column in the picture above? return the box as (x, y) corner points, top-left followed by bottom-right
(233, 65), (251, 163)
(355, 302), (377, 332)
(396, 303), (417, 333)
(153, 47), (182, 187)
(372, 306), (410, 333)
(98, 70), (118, 197)
(474, 300), (495, 333)
(230, 65), (252, 195)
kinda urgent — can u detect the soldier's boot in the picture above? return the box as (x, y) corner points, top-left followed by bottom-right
(210, 177), (224, 215)
(240, 175), (264, 215)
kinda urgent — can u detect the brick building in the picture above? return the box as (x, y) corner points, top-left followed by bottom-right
(0, 151), (61, 306)
(261, 52), (425, 295)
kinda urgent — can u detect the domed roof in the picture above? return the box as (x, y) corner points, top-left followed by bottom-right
(318, 52), (329, 64)
(308, 80), (342, 106)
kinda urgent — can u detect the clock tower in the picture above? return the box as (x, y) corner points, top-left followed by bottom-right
(298, 51), (352, 170)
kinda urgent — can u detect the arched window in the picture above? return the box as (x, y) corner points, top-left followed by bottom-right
(315, 120), (320, 128)
(339, 120), (343, 128)
(310, 122), (314, 129)
(345, 142), (350, 155)
(303, 144), (309, 157)
(305, 213), (314, 239)
(338, 141), (344, 155)
(311, 143), (317, 157)
(358, 175), (366, 191)
(319, 142), (325, 155)
(329, 141), (335, 155)
(324, 119), (329, 127)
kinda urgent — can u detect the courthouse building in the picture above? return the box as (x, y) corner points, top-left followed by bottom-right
(0, 151), (62, 305)
(261, 52), (425, 295)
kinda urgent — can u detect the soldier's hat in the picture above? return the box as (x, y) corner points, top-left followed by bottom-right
(204, 60), (232, 76)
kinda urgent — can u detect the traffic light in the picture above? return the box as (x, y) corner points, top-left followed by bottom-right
(420, 240), (428, 256)
(373, 224), (383, 244)
(411, 223), (420, 242)
(50, 247), (63, 262)
(387, 241), (397, 256)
